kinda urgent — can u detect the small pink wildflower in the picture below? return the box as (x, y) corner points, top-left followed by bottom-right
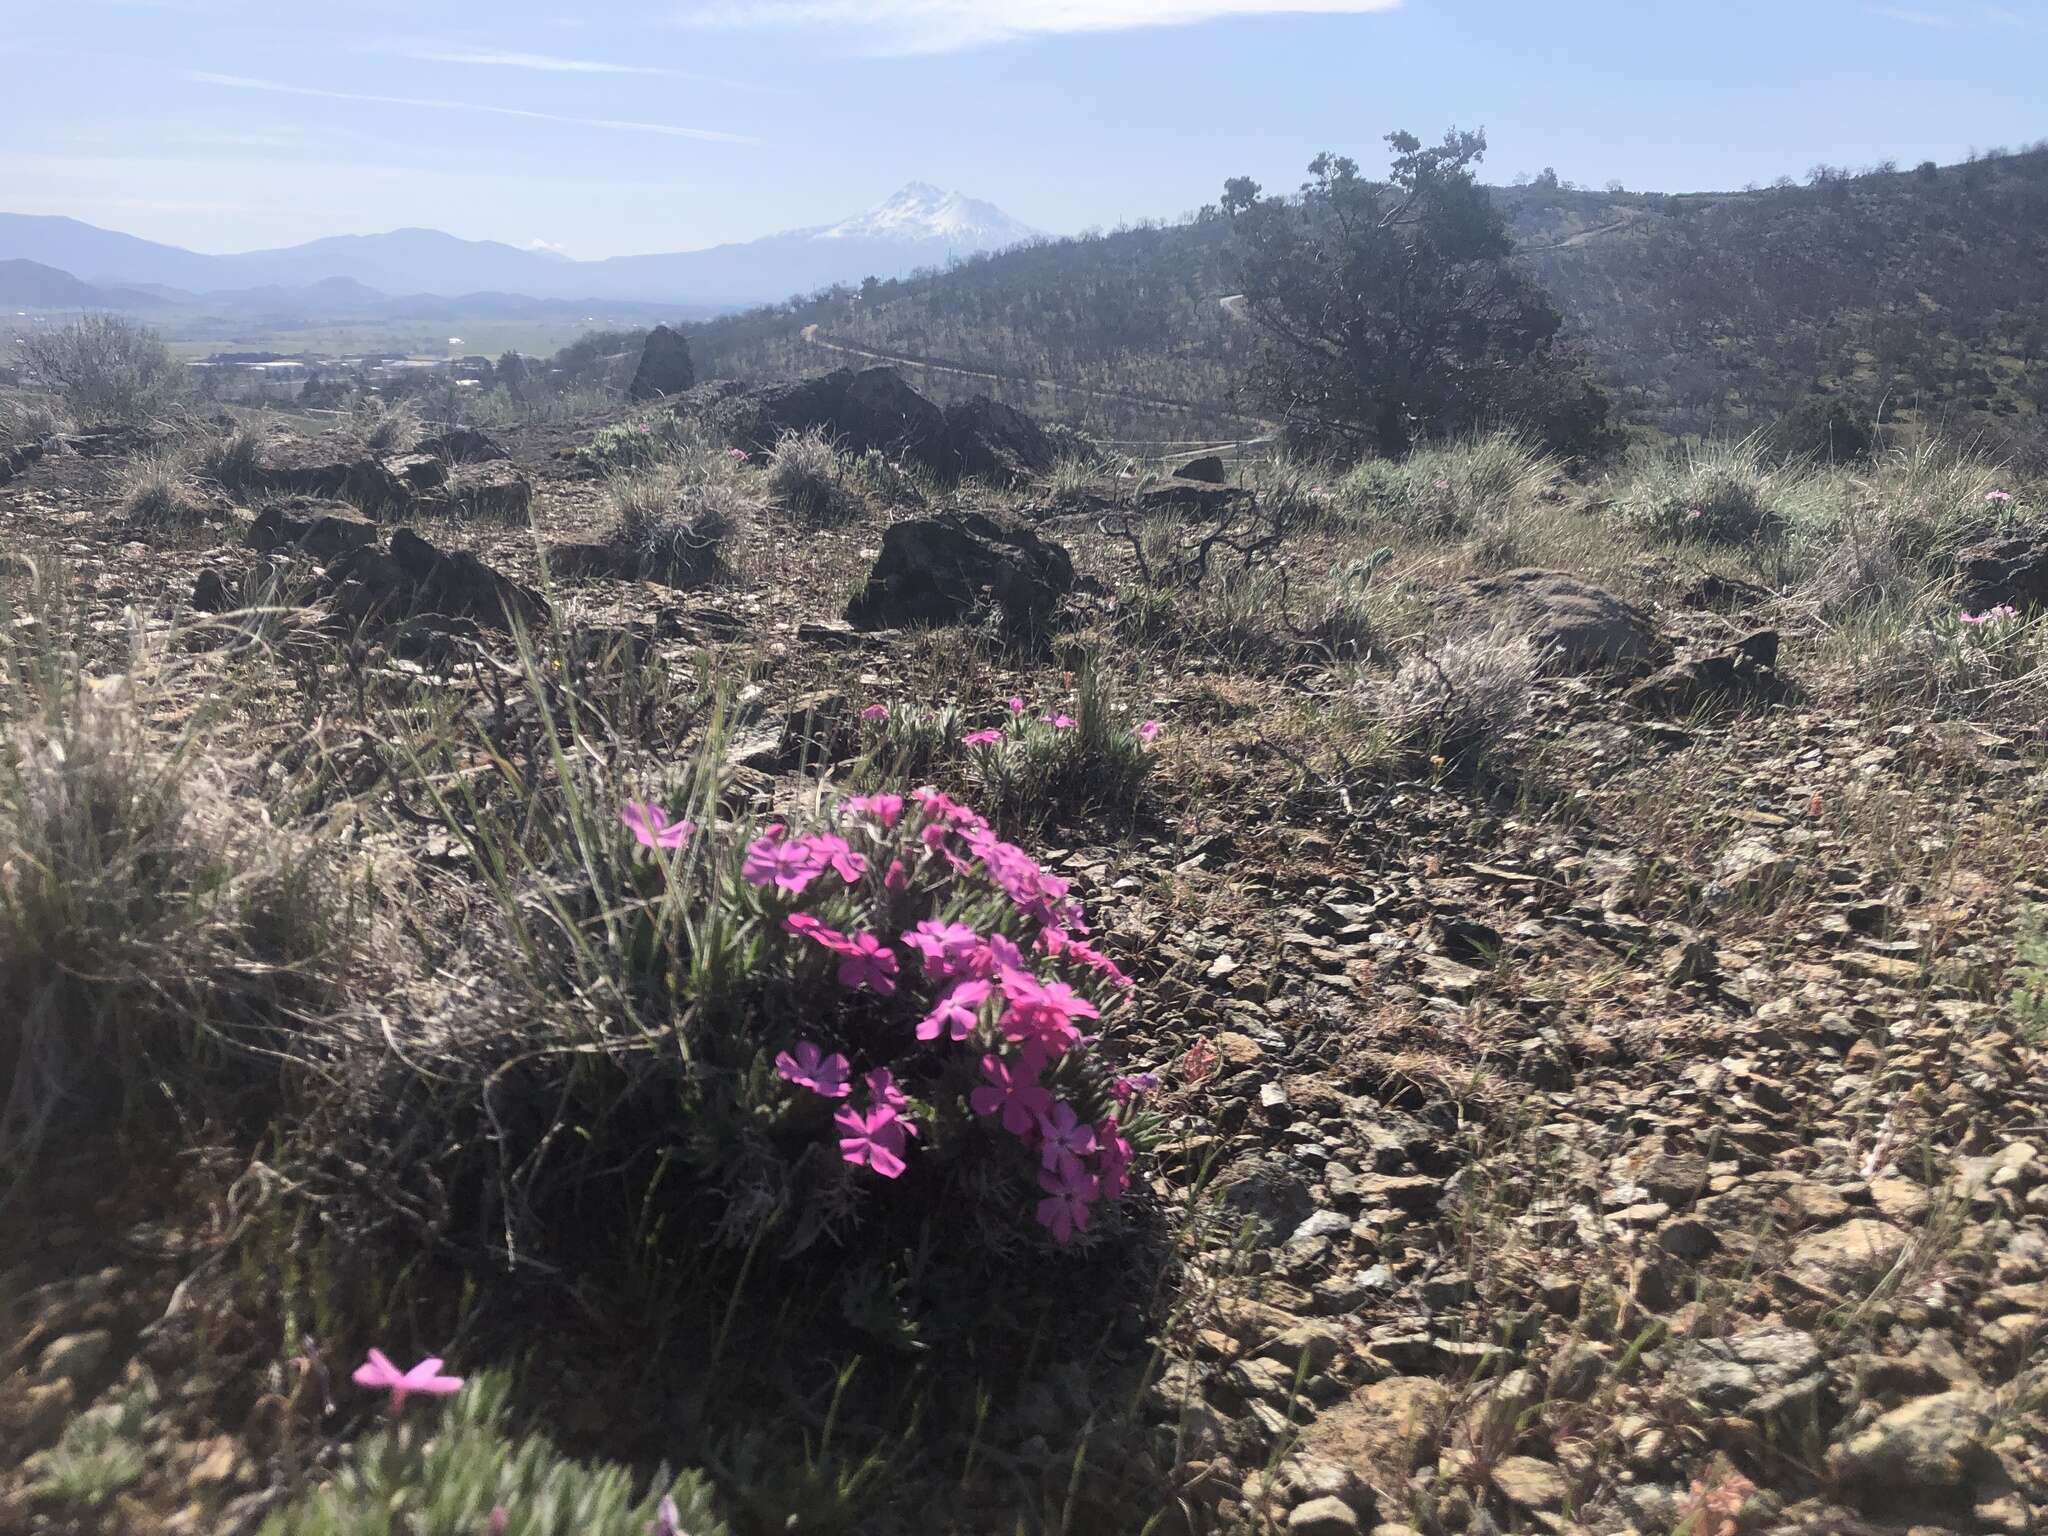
(845, 792), (904, 829)
(620, 801), (695, 851)
(743, 831), (819, 894)
(901, 919), (987, 979)
(1006, 695), (1027, 714)
(785, 911), (859, 955)
(647, 1495), (684, 1536)
(835, 1103), (911, 1178)
(774, 1040), (851, 1097)
(999, 971), (1101, 1057)
(1986, 488), (2013, 505)
(961, 728), (1004, 747)
(1961, 604), (2019, 626)
(1035, 1100), (1098, 1175)
(1111, 1072), (1161, 1104)
(918, 978), (991, 1041)
(883, 857), (908, 893)
(969, 1047), (1052, 1135)
(863, 1066), (912, 1121)
(860, 703), (890, 721)
(351, 1349), (464, 1414)
(836, 932), (899, 995)
(728, 448), (749, 462)
(1094, 1115), (1133, 1196)
(805, 832), (867, 883)
(1136, 719), (1161, 743)
(1038, 713), (1077, 730)
(1036, 1163), (1098, 1245)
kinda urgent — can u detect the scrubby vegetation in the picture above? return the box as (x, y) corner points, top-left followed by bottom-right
(16, 314), (188, 426)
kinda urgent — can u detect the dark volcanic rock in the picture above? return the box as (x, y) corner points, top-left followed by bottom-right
(1957, 533), (2048, 613)
(934, 396), (1058, 487)
(328, 529), (542, 632)
(1457, 569), (1670, 673)
(1625, 629), (1783, 715)
(1174, 454), (1229, 484)
(246, 498), (378, 560)
(416, 425), (509, 464)
(844, 511), (1074, 635)
(694, 366), (1057, 486)
(628, 324), (697, 403)
(0, 435), (47, 485)
(438, 461), (532, 522)
(252, 437), (412, 513)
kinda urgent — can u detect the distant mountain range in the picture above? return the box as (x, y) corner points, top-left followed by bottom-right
(0, 183), (1044, 316)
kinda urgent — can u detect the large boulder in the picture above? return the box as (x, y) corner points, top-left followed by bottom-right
(327, 528), (543, 633)
(1456, 569), (1670, 673)
(1174, 454), (1228, 484)
(691, 367), (1057, 486)
(439, 461), (532, 522)
(251, 436), (413, 513)
(1957, 533), (2048, 613)
(934, 396), (1058, 487)
(627, 324), (697, 403)
(844, 512), (1074, 635)
(246, 497), (378, 560)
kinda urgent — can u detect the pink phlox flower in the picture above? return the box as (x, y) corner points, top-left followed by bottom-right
(647, 1495), (684, 1536)
(1037, 928), (1131, 988)
(984, 931), (1027, 975)
(774, 1040), (851, 1098)
(1038, 713), (1077, 730)
(785, 911), (860, 955)
(901, 919), (986, 979)
(883, 857), (908, 893)
(860, 703), (890, 721)
(911, 787), (990, 837)
(836, 932), (899, 995)
(1094, 1115), (1133, 1197)
(1986, 488), (2013, 504)
(351, 1349), (464, 1414)
(863, 1066), (914, 1126)
(835, 1103), (911, 1178)
(620, 801), (695, 851)
(845, 792), (904, 829)
(969, 1047), (1052, 1135)
(1035, 1099), (1098, 1175)
(1432, 477), (1450, 491)
(1035, 1163), (1099, 1245)
(999, 970), (1099, 1057)
(743, 831), (821, 894)
(918, 977), (991, 1041)
(1111, 1071), (1161, 1104)
(1005, 695), (1027, 714)
(804, 832), (867, 883)
(728, 447), (750, 462)
(1137, 719), (1162, 743)
(961, 728), (1004, 747)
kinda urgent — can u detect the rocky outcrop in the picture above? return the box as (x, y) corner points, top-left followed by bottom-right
(628, 324), (697, 403)
(416, 425), (510, 464)
(1958, 532), (2048, 613)
(1174, 454), (1228, 484)
(247, 435), (531, 522)
(1456, 569), (1670, 673)
(246, 498), (378, 560)
(1624, 629), (1784, 715)
(690, 366), (1058, 486)
(844, 511), (1073, 635)
(438, 461), (531, 522)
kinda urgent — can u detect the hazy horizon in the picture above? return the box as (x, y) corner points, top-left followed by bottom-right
(4, 0), (2046, 260)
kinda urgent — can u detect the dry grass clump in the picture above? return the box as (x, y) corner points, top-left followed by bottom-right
(1363, 623), (1540, 766)
(345, 396), (422, 456)
(603, 462), (747, 585)
(118, 448), (213, 526)
(189, 418), (268, 494)
(1336, 431), (1556, 539)
(766, 427), (858, 523)
(3, 396), (69, 446)
(1610, 438), (1818, 545)
(0, 606), (350, 1177)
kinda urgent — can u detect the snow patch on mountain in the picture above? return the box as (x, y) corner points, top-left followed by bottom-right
(816, 183), (1039, 249)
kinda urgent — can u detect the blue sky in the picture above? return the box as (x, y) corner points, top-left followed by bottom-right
(2, 0), (2044, 257)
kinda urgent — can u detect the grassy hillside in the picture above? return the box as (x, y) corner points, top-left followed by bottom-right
(687, 149), (2048, 454)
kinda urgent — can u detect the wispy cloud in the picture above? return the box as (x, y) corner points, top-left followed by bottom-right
(1868, 1), (2044, 29)
(368, 40), (786, 93)
(672, 0), (1402, 54)
(184, 70), (759, 143)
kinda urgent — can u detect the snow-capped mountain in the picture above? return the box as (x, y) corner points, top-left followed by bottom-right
(0, 184), (1043, 309)
(816, 183), (1040, 247)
